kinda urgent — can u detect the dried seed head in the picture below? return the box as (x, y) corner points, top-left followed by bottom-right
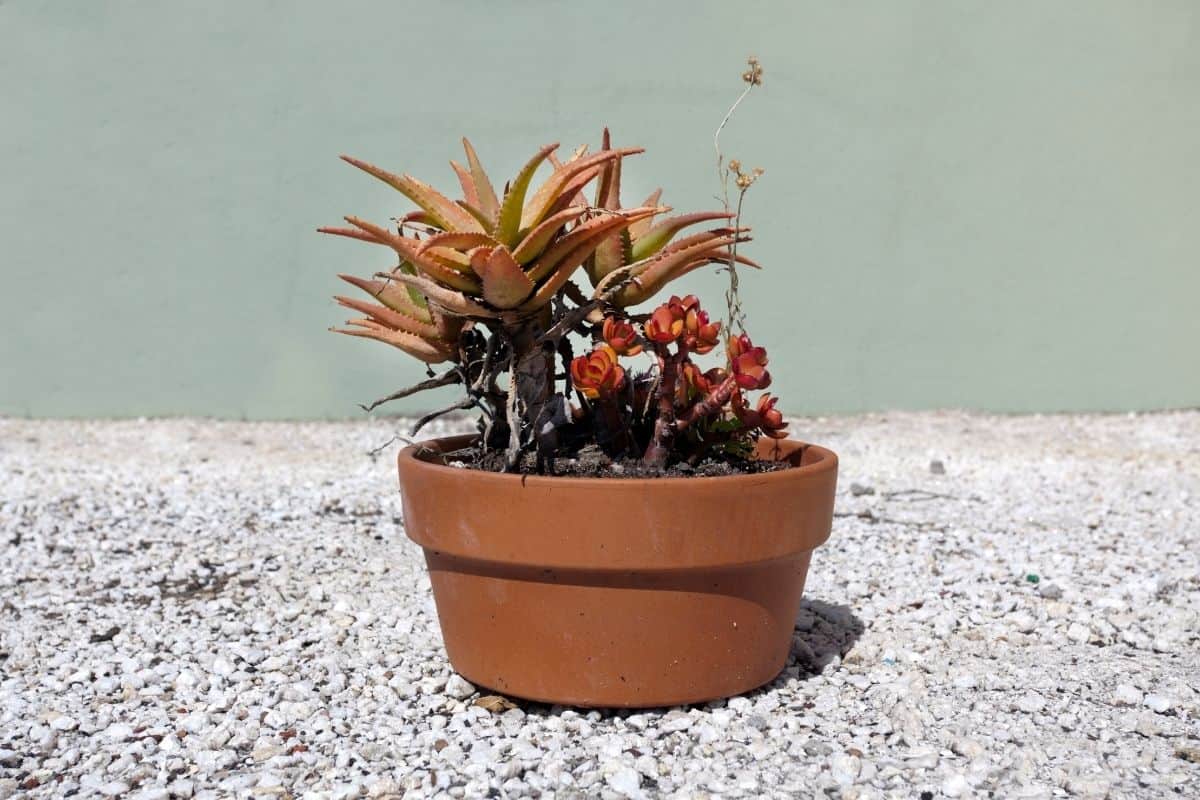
(728, 159), (742, 173)
(742, 56), (764, 86)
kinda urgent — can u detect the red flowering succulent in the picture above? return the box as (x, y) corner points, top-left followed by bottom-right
(570, 345), (626, 399)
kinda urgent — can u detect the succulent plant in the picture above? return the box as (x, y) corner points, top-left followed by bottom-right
(584, 294), (785, 467)
(324, 131), (780, 470)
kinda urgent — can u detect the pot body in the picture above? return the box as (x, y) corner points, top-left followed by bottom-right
(397, 436), (838, 707)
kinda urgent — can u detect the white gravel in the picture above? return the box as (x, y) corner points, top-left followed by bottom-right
(1, 411), (1198, 798)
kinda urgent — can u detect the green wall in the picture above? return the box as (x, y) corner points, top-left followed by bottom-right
(2, 1), (1197, 418)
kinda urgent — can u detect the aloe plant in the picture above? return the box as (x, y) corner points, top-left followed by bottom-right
(323, 132), (775, 470)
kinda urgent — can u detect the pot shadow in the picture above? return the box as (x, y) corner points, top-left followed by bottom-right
(503, 597), (864, 718)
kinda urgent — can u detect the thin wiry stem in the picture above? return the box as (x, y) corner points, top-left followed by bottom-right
(714, 83), (755, 208)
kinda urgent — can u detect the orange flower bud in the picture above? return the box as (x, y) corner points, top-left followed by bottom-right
(728, 333), (771, 389)
(602, 315), (643, 356)
(570, 344), (626, 399)
(644, 303), (685, 343)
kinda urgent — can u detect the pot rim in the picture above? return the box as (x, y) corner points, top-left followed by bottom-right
(398, 433), (837, 488)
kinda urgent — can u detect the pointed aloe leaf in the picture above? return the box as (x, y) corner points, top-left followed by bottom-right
(332, 321), (451, 363)
(318, 225), (386, 245)
(511, 206), (586, 265)
(496, 143), (559, 247)
(450, 160), (480, 208)
(468, 247), (534, 309)
(344, 216), (481, 293)
(337, 273), (432, 323)
(629, 189), (663, 239)
(519, 237), (612, 312)
(334, 296), (442, 340)
(526, 207), (657, 285)
(340, 155), (483, 233)
(395, 260), (430, 309)
(520, 147), (643, 231)
(455, 200), (495, 233)
(594, 128), (619, 208)
(630, 211), (735, 261)
(373, 270), (496, 318)
(462, 138), (500, 224)
(422, 246), (476, 273)
(612, 235), (744, 306)
(544, 165), (605, 219)
(419, 231), (497, 253)
(595, 232), (736, 297)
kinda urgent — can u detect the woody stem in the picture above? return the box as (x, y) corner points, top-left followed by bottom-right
(674, 376), (738, 433)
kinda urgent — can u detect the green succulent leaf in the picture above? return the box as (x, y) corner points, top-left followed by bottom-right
(497, 143), (559, 248)
(462, 138), (501, 224)
(340, 155), (482, 233)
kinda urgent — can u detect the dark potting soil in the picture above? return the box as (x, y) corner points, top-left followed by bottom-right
(441, 443), (793, 479)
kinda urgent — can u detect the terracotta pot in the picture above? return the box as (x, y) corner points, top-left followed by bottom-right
(397, 435), (838, 708)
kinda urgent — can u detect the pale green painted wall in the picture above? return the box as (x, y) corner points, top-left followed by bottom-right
(2, 1), (1197, 418)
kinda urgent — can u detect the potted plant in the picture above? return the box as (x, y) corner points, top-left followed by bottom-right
(321, 59), (838, 707)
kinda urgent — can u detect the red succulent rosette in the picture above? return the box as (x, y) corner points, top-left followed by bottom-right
(733, 390), (788, 438)
(728, 333), (771, 389)
(601, 315), (643, 356)
(570, 344), (626, 399)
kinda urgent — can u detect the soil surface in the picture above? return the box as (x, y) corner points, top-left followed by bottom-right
(445, 442), (793, 478)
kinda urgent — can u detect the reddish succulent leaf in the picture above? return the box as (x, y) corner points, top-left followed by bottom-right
(331, 320), (451, 363)
(337, 273), (432, 323)
(511, 206), (586, 265)
(317, 225), (384, 245)
(471, 246), (534, 309)
(340, 155), (481, 233)
(333, 296), (441, 340)
(496, 143), (559, 248)
(594, 129), (621, 210)
(521, 147), (643, 231)
(629, 189), (663, 239)
(399, 210), (436, 228)
(520, 236), (612, 311)
(421, 246), (476, 273)
(455, 200), (495, 233)
(631, 211), (734, 261)
(450, 160), (480, 208)
(613, 234), (749, 306)
(372, 270), (495, 318)
(344, 216), (481, 293)
(543, 165), (605, 219)
(418, 231), (496, 253)
(589, 130), (627, 280)
(525, 207), (657, 284)
(462, 138), (500, 223)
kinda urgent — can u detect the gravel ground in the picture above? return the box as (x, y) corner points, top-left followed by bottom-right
(1, 411), (1198, 799)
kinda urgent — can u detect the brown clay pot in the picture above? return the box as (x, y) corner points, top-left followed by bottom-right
(397, 435), (838, 708)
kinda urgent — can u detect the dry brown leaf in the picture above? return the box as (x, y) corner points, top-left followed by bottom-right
(473, 694), (517, 713)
